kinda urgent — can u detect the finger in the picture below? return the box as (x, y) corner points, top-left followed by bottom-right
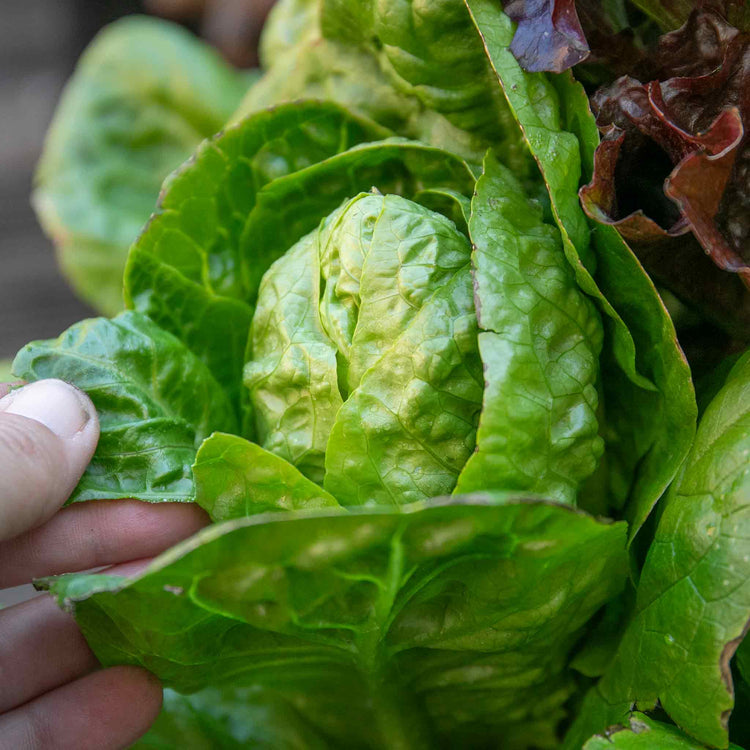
(0, 380), (99, 542)
(0, 595), (97, 713)
(0, 499), (209, 588)
(0, 666), (162, 750)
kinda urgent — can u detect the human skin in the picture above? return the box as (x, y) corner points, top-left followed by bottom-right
(0, 379), (209, 750)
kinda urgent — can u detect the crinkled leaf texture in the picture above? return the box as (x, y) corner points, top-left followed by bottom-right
(125, 102), (475, 414)
(464, 0), (696, 536)
(455, 152), (603, 504)
(33, 16), (248, 315)
(235, 0), (530, 169)
(565, 350), (750, 749)
(41, 496), (627, 749)
(193, 433), (340, 521)
(124, 101), (390, 411)
(12, 312), (236, 503)
(245, 191), (482, 502)
(583, 713), (745, 749)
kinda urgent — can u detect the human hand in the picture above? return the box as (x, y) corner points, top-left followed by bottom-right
(0, 379), (209, 749)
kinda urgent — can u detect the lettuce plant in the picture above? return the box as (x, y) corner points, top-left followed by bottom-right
(14, 1), (750, 747)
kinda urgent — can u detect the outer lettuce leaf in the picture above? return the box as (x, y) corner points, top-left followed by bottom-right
(244, 234), (344, 483)
(464, 0), (696, 536)
(455, 152), (603, 504)
(583, 713), (745, 749)
(565, 350), (750, 749)
(40, 496), (627, 749)
(33, 17), (248, 316)
(235, 32), (423, 145)
(124, 101), (389, 408)
(134, 687), (331, 749)
(12, 312), (236, 503)
(193, 433), (339, 522)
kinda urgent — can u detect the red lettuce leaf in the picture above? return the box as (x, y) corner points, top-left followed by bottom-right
(582, 10), (750, 292)
(505, 0), (590, 72)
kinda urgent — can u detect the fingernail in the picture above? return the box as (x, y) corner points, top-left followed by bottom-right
(0, 379), (92, 438)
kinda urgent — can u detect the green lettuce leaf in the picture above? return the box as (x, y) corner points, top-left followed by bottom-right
(237, 139), (476, 298)
(464, 0), (696, 536)
(40, 496), (627, 749)
(12, 312), (236, 503)
(455, 152), (603, 504)
(237, 0), (527, 167)
(321, 0), (521, 154)
(33, 16), (248, 315)
(134, 687), (331, 749)
(193, 433), (339, 521)
(245, 191), (482, 499)
(565, 350), (750, 749)
(124, 101), (389, 409)
(583, 713), (745, 749)
(324, 270), (482, 505)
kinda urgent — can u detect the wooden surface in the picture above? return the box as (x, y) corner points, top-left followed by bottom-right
(0, 1), (141, 362)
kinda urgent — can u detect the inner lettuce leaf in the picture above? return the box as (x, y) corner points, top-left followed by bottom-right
(464, 0), (696, 537)
(564, 350), (750, 749)
(39, 496), (628, 750)
(11, 312), (236, 503)
(33, 16), (250, 316)
(245, 192), (482, 500)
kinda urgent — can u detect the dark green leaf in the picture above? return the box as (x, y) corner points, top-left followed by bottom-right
(12, 312), (236, 503)
(134, 687), (331, 749)
(33, 16), (248, 315)
(565, 350), (750, 749)
(41, 496), (627, 749)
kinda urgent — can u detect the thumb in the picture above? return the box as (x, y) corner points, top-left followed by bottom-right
(0, 379), (99, 542)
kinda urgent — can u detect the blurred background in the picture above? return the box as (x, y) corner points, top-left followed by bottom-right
(0, 0), (272, 364)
